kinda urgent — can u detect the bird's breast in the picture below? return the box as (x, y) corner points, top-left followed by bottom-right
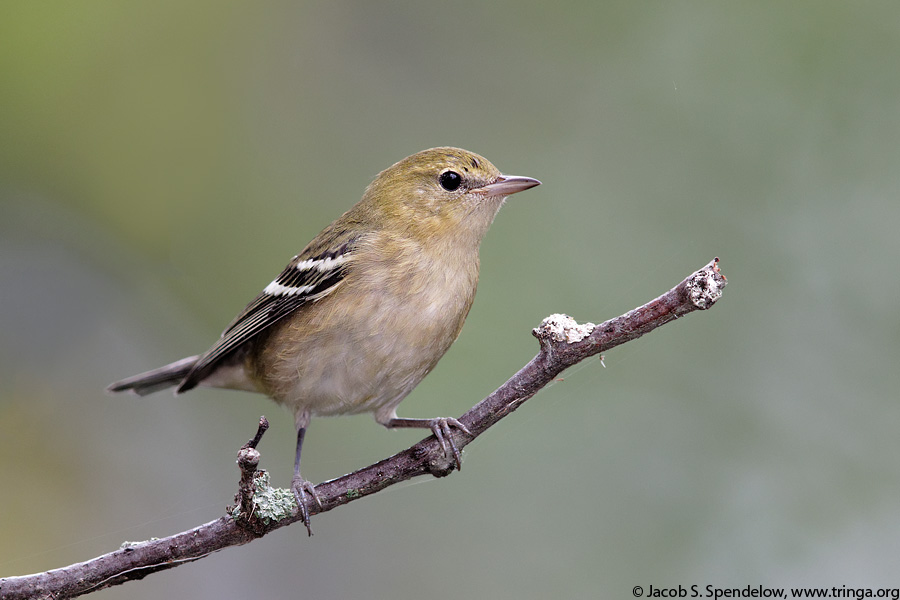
(251, 234), (480, 421)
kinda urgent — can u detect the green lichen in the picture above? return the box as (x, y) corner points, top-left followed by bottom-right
(231, 471), (296, 524)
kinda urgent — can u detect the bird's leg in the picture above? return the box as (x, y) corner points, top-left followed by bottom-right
(385, 417), (471, 470)
(291, 426), (322, 536)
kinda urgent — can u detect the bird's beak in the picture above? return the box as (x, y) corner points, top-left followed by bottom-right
(476, 174), (541, 197)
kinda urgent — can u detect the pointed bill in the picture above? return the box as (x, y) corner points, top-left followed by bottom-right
(475, 174), (541, 197)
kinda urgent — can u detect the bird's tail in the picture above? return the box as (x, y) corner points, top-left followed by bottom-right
(106, 355), (199, 396)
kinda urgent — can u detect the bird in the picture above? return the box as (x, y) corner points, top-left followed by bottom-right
(107, 147), (540, 533)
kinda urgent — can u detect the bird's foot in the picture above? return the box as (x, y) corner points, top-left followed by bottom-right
(428, 417), (471, 470)
(385, 416), (471, 471)
(291, 475), (323, 536)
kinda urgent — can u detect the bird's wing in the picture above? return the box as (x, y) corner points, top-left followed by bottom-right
(177, 237), (356, 393)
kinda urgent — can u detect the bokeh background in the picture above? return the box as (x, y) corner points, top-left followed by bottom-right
(3, 1), (900, 598)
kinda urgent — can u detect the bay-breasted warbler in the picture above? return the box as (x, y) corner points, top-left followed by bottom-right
(108, 147), (540, 532)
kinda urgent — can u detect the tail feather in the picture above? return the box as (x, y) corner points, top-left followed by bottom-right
(107, 355), (200, 396)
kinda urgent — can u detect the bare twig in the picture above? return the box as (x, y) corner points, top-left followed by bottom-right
(243, 416), (269, 450)
(0, 258), (726, 600)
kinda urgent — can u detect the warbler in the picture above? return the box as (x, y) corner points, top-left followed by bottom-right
(107, 147), (540, 532)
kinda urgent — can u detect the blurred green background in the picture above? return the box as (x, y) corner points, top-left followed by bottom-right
(3, 1), (900, 598)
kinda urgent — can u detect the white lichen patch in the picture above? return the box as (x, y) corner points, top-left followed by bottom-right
(119, 538), (159, 550)
(536, 314), (596, 343)
(687, 269), (726, 309)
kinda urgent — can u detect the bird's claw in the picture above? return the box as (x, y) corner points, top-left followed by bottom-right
(429, 417), (471, 471)
(291, 476), (322, 536)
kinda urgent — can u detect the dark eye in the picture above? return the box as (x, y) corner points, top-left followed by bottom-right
(439, 170), (462, 191)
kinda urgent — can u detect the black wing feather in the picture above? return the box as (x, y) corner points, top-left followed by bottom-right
(176, 240), (354, 393)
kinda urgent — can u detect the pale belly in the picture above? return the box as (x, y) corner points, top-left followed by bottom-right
(250, 272), (474, 426)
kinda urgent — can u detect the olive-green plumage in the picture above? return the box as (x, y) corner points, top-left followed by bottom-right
(108, 147), (540, 532)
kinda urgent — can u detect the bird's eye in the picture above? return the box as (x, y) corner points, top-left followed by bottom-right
(439, 170), (462, 191)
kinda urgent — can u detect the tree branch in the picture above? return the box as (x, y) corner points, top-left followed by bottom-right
(0, 258), (727, 600)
